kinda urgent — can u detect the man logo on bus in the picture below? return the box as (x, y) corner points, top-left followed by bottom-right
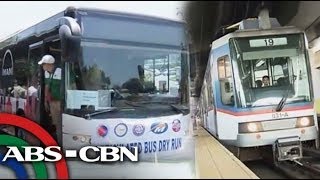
(97, 125), (108, 137)
(1, 49), (14, 89)
(172, 119), (181, 132)
(2, 49), (13, 76)
(150, 122), (168, 134)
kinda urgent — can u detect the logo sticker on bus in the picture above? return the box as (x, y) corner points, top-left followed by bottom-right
(132, 124), (145, 136)
(150, 122), (168, 134)
(114, 123), (128, 137)
(97, 125), (108, 137)
(172, 119), (181, 132)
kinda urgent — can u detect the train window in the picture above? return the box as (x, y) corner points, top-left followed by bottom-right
(230, 33), (311, 108)
(253, 60), (268, 87)
(218, 59), (226, 79)
(272, 64), (285, 85)
(225, 59), (232, 77)
(218, 56), (232, 79)
(217, 55), (234, 106)
(252, 57), (289, 87)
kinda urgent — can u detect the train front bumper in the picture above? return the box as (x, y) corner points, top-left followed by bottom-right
(236, 126), (318, 147)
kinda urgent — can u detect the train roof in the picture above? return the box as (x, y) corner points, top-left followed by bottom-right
(0, 6), (185, 50)
(211, 26), (305, 50)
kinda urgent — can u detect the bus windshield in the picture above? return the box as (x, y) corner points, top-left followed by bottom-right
(230, 33), (312, 108)
(64, 41), (189, 118)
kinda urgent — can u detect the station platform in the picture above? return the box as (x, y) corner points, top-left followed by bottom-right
(194, 127), (259, 179)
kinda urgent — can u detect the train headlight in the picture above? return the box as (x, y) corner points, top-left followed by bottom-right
(296, 117), (314, 127)
(239, 122), (263, 133)
(247, 123), (258, 132)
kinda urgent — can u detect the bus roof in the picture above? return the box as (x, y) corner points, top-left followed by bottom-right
(76, 7), (185, 25)
(0, 6), (185, 50)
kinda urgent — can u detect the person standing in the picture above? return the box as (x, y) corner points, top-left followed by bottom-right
(38, 54), (62, 145)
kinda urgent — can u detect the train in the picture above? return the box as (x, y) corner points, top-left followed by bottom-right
(196, 14), (319, 162)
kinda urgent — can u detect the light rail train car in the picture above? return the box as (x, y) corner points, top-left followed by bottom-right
(197, 15), (319, 162)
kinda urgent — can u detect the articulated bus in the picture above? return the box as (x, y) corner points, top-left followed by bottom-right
(197, 16), (319, 162)
(0, 7), (193, 162)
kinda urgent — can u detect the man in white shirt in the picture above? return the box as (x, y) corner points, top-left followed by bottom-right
(11, 80), (26, 98)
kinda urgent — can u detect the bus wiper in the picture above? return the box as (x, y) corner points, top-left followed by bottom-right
(137, 101), (189, 115)
(84, 107), (118, 120)
(170, 104), (189, 115)
(275, 88), (290, 112)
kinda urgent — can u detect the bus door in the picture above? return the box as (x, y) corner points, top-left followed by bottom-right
(26, 41), (44, 145)
(28, 36), (63, 144)
(43, 36), (62, 145)
(27, 41), (44, 125)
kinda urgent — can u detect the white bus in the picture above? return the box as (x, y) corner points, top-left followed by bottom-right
(0, 7), (193, 162)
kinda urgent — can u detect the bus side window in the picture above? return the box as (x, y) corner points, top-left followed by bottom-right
(218, 56), (234, 106)
(12, 60), (28, 99)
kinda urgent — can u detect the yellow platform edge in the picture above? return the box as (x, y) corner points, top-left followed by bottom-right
(194, 127), (259, 179)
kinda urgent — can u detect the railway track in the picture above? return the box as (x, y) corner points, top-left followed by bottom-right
(272, 147), (320, 179)
(203, 126), (320, 179)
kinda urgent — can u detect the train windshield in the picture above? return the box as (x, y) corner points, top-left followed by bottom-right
(230, 33), (312, 108)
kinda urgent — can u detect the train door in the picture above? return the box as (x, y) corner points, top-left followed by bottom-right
(206, 60), (218, 136)
(202, 82), (209, 129)
(205, 84), (210, 129)
(312, 50), (320, 118)
(215, 53), (235, 139)
(200, 95), (206, 128)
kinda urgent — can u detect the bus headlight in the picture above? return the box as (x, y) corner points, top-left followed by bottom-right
(239, 122), (263, 133)
(296, 117), (314, 127)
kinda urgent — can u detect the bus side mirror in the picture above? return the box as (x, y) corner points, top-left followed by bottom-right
(58, 17), (81, 62)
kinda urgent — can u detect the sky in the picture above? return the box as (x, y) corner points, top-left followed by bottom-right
(0, 1), (186, 40)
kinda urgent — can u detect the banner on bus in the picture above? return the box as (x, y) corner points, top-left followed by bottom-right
(90, 114), (194, 161)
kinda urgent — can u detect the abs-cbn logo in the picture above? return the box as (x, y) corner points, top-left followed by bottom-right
(2, 146), (138, 162)
(0, 114), (139, 179)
